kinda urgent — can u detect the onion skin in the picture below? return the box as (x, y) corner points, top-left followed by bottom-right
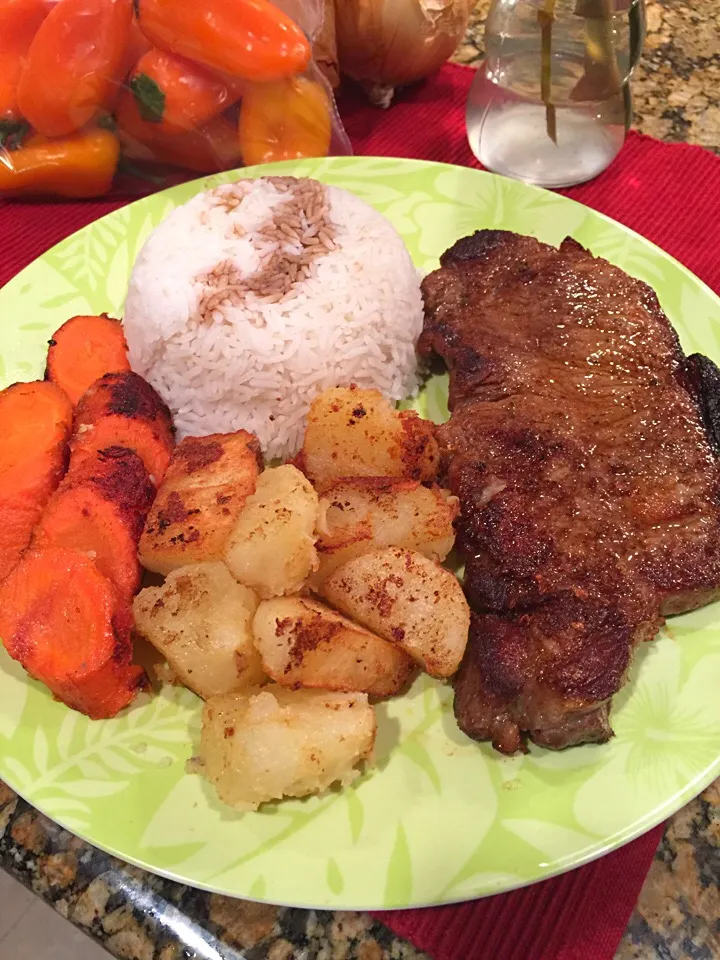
(336, 0), (474, 106)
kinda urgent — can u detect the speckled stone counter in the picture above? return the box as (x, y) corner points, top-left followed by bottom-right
(1, 2), (719, 958)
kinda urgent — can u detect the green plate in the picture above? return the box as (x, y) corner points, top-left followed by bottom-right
(1, 157), (719, 910)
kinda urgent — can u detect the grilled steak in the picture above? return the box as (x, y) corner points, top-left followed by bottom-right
(419, 230), (720, 754)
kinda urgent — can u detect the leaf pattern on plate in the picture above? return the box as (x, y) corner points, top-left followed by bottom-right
(345, 788), (364, 844)
(327, 858), (345, 895)
(502, 819), (599, 864)
(0, 157), (718, 909)
(249, 875), (266, 899)
(573, 636), (720, 838)
(385, 824), (412, 906)
(45, 213), (128, 303)
(0, 653), (28, 740)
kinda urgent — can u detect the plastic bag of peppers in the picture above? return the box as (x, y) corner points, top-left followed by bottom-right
(0, 0), (349, 198)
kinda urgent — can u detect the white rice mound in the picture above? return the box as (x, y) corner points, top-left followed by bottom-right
(123, 177), (424, 460)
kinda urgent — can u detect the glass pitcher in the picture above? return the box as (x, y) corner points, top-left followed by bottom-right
(467, 0), (646, 187)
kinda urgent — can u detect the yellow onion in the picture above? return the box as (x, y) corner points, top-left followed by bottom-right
(336, 0), (475, 107)
(314, 0), (340, 88)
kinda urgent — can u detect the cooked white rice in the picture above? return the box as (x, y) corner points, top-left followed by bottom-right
(123, 176), (423, 459)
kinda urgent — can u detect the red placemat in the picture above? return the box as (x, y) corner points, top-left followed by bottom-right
(374, 824), (663, 960)
(3, 63), (720, 292)
(2, 60), (719, 960)
(338, 63), (720, 295)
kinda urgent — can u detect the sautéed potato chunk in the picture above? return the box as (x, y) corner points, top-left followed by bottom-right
(197, 686), (376, 810)
(322, 547), (470, 678)
(133, 562), (264, 698)
(225, 465), (319, 599)
(139, 432), (261, 575)
(313, 478), (458, 586)
(295, 387), (441, 492)
(253, 596), (414, 697)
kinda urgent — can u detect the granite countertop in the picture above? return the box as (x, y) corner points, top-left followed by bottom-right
(1, 2), (719, 959)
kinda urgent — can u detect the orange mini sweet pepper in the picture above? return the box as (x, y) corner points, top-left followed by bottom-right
(136, 0), (311, 84)
(0, 127), (120, 198)
(17, 0), (133, 137)
(0, 0), (54, 122)
(115, 89), (240, 173)
(129, 48), (238, 134)
(239, 75), (332, 166)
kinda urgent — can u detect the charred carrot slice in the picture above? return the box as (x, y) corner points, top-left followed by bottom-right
(0, 547), (145, 718)
(33, 446), (154, 600)
(0, 380), (73, 492)
(46, 314), (130, 406)
(72, 372), (174, 487)
(56, 652), (145, 718)
(53, 600), (145, 719)
(0, 381), (73, 580)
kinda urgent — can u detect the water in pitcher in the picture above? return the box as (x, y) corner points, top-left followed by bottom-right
(467, 0), (646, 187)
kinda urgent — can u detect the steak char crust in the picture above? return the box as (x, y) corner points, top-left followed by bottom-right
(419, 230), (720, 753)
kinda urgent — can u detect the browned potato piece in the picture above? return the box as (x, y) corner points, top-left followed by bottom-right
(224, 465), (319, 599)
(133, 562), (265, 698)
(139, 432), (261, 575)
(253, 596), (414, 698)
(294, 386), (440, 492)
(196, 686), (376, 810)
(321, 547), (470, 678)
(312, 478), (458, 587)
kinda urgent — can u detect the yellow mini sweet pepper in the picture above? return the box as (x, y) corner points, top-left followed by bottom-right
(0, 126), (120, 198)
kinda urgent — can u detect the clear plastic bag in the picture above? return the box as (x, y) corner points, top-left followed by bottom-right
(0, 0), (350, 199)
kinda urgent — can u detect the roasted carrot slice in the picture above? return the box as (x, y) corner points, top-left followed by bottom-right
(0, 380), (73, 493)
(53, 599), (146, 719)
(71, 372), (174, 487)
(0, 547), (146, 718)
(45, 314), (130, 406)
(0, 381), (73, 580)
(33, 446), (154, 600)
